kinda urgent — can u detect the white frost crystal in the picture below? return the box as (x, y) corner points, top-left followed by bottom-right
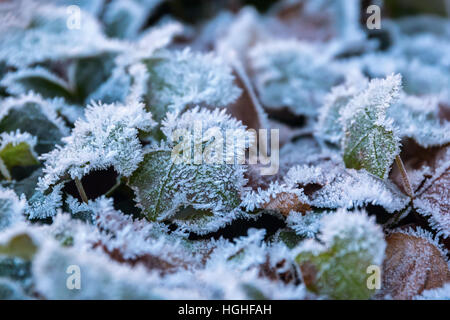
(144, 48), (242, 121)
(39, 100), (155, 190)
(0, 187), (26, 230)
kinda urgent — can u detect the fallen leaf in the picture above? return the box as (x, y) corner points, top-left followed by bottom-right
(382, 230), (450, 300)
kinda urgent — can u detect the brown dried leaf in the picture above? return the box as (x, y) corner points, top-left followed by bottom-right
(390, 140), (448, 195)
(382, 231), (450, 300)
(262, 192), (311, 216)
(393, 142), (450, 238)
(268, 1), (335, 42)
(415, 169), (450, 238)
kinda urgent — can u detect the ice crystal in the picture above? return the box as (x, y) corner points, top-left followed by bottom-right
(26, 184), (63, 220)
(143, 48), (242, 122)
(284, 161), (409, 213)
(286, 211), (329, 239)
(389, 94), (450, 147)
(0, 187), (26, 231)
(39, 100), (155, 190)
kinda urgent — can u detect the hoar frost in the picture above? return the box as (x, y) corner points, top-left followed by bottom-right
(39, 100), (155, 191)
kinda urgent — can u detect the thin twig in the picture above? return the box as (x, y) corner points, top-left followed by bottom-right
(74, 177), (89, 204)
(384, 156), (414, 227)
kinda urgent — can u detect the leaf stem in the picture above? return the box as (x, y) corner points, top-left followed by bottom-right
(395, 155), (414, 199)
(74, 177), (89, 204)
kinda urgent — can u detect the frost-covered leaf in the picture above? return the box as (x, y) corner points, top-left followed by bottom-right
(414, 147), (450, 238)
(316, 71), (368, 144)
(341, 74), (402, 179)
(0, 4), (121, 68)
(143, 48), (242, 122)
(0, 131), (39, 181)
(1, 67), (75, 101)
(129, 108), (249, 234)
(227, 57), (269, 135)
(206, 229), (299, 286)
(0, 228), (39, 261)
(389, 94), (450, 148)
(1, 167), (42, 199)
(0, 93), (69, 154)
(103, 0), (163, 39)
(285, 160), (410, 213)
(382, 228), (450, 300)
(69, 54), (117, 103)
(414, 283), (450, 300)
(295, 208), (386, 299)
(241, 182), (310, 216)
(88, 196), (200, 269)
(38, 100), (155, 191)
(0, 278), (27, 300)
(32, 241), (161, 299)
(27, 184), (63, 220)
(286, 210), (329, 239)
(249, 40), (342, 116)
(0, 187), (26, 231)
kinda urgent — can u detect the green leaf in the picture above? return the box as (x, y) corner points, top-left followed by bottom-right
(142, 49), (241, 123)
(1, 67), (76, 101)
(316, 72), (368, 144)
(129, 107), (249, 234)
(0, 94), (69, 154)
(129, 147), (243, 234)
(0, 132), (39, 181)
(341, 74), (402, 179)
(70, 54), (116, 103)
(295, 209), (386, 300)
(1, 168), (43, 199)
(0, 232), (38, 261)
